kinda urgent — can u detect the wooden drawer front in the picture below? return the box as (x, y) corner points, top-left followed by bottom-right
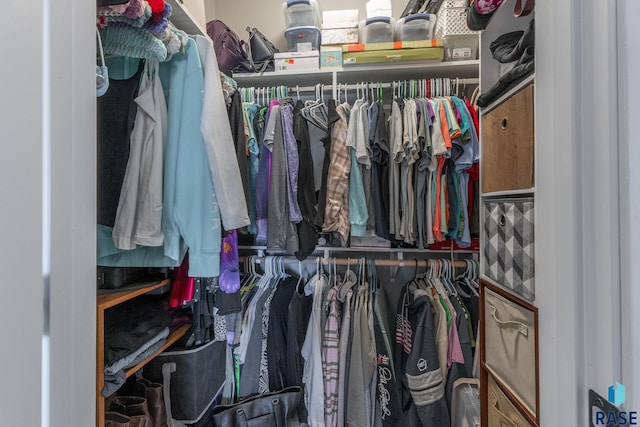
(482, 197), (535, 300)
(483, 285), (537, 416)
(487, 375), (536, 427)
(482, 85), (534, 193)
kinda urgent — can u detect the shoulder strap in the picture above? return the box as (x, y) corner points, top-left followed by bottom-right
(513, 0), (535, 17)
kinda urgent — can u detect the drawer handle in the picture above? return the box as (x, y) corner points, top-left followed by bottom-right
(490, 391), (518, 427)
(501, 117), (509, 129)
(499, 214), (506, 226)
(489, 305), (528, 337)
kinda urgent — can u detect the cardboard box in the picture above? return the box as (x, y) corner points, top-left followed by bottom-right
(320, 46), (343, 68)
(321, 28), (359, 45)
(342, 39), (443, 52)
(343, 47), (443, 65)
(322, 9), (359, 29)
(274, 50), (319, 71)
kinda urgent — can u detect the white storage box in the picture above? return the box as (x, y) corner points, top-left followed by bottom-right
(321, 28), (359, 45)
(322, 9), (359, 29)
(444, 34), (479, 60)
(274, 50), (319, 71)
(359, 17), (396, 44)
(434, 0), (479, 39)
(394, 13), (437, 41)
(366, 0), (392, 19)
(282, 0), (321, 28)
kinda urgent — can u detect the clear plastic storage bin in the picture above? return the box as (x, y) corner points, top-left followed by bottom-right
(285, 26), (322, 51)
(444, 34), (479, 61)
(282, 0), (321, 28)
(394, 13), (436, 41)
(359, 16), (396, 44)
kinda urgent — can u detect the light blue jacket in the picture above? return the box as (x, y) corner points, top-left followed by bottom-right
(159, 38), (221, 277)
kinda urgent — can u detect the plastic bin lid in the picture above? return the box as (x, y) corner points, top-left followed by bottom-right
(402, 13), (435, 23)
(286, 0), (311, 7)
(365, 16), (392, 25)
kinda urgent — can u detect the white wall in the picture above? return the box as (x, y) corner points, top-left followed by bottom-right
(213, 0), (408, 51)
(205, 0), (217, 21)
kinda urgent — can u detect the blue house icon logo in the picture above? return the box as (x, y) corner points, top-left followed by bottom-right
(609, 382), (626, 407)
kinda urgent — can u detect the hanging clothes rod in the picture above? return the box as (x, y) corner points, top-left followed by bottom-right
(239, 255), (468, 269)
(241, 79), (479, 94)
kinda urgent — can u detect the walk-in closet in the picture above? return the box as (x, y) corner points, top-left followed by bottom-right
(1, 0), (637, 426)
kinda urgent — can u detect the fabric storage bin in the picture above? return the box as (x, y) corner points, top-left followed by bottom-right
(483, 197), (534, 300)
(434, 0), (479, 39)
(483, 284), (538, 418)
(481, 85), (535, 193)
(359, 17), (396, 43)
(282, 0), (321, 28)
(487, 375), (536, 427)
(285, 26), (321, 51)
(143, 339), (227, 425)
(394, 13), (437, 41)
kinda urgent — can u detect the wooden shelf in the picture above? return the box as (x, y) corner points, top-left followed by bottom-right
(124, 323), (190, 378)
(97, 279), (171, 310)
(96, 278), (176, 427)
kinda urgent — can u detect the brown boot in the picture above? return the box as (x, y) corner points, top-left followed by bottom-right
(105, 412), (134, 427)
(136, 378), (168, 427)
(110, 396), (152, 427)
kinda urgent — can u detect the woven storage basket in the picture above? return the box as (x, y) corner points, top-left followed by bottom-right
(434, 0), (479, 39)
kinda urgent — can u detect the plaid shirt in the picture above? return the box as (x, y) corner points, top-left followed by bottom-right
(322, 286), (341, 427)
(323, 103), (351, 245)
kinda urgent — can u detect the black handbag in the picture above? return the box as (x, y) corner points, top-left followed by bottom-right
(235, 27), (279, 74)
(211, 386), (303, 427)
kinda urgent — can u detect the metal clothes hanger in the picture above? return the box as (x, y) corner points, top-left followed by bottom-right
(442, 259), (458, 296)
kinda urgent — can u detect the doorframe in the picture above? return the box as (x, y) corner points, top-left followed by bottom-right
(618, 0), (640, 413)
(536, 0), (624, 425)
(46, 0), (97, 425)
